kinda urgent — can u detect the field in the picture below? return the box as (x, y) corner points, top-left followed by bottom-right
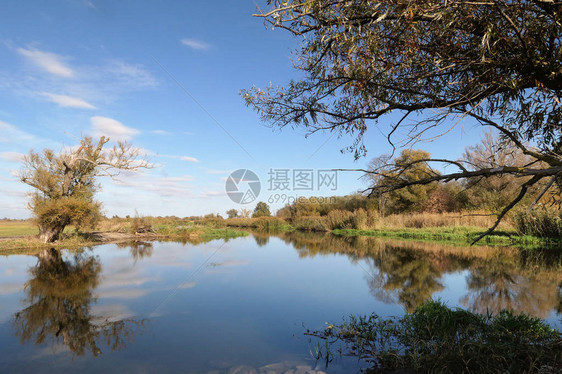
(0, 221), (37, 238)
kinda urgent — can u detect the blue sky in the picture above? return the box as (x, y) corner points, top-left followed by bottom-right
(0, 0), (485, 219)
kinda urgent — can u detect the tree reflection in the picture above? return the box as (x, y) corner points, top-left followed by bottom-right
(116, 241), (154, 262)
(461, 253), (562, 318)
(366, 248), (445, 312)
(276, 231), (562, 316)
(253, 233), (270, 247)
(13, 248), (145, 357)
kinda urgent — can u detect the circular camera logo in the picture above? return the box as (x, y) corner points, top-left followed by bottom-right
(225, 169), (261, 204)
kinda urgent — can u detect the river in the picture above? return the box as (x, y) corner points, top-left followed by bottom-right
(0, 232), (560, 373)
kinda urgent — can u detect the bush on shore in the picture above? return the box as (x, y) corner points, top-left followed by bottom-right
(513, 207), (562, 238)
(292, 216), (328, 232)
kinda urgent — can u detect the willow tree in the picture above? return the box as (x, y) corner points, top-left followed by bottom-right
(243, 0), (561, 241)
(20, 136), (150, 242)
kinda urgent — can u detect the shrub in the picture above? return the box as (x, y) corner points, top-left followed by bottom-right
(324, 209), (353, 230)
(366, 209), (379, 228)
(130, 212), (153, 234)
(200, 214), (226, 228)
(252, 201), (272, 218)
(513, 207), (562, 238)
(253, 216), (288, 231)
(351, 208), (368, 230)
(225, 218), (255, 227)
(293, 216), (328, 231)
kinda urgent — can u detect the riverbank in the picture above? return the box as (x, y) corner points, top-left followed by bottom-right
(331, 227), (562, 247)
(0, 223), (248, 254)
(2, 212), (560, 254)
(221, 216), (559, 247)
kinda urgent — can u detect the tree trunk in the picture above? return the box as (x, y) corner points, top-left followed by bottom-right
(38, 224), (65, 243)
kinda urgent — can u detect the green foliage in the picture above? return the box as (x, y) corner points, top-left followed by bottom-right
(514, 207), (562, 238)
(370, 149), (439, 213)
(32, 195), (102, 231)
(226, 209), (239, 219)
(253, 216), (288, 231)
(200, 214), (226, 228)
(277, 194), (374, 220)
(252, 201), (272, 218)
(312, 300), (562, 373)
(225, 216), (290, 231)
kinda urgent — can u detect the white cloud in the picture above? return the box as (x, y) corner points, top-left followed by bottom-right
(200, 190), (225, 198)
(109, 173), (194, 198)
(90, 116), (139, 141)
(180, 38), (211, 51)
(105, 60), (158, 89)
(97, 289), (150, 299)
(17, 47), (74, 78)
(38, 92), (96, 109)
(90, 304), (135, 322)
(180, 156), (199, 163)
(0, 120), (37, 144)
(2, 49), (159, 117)
(0, 151), (24, 162)
(150, 130), (170, 135)
(178, 282), (196, 289)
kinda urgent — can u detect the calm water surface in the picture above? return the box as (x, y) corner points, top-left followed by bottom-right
(0, 233), (560, 373)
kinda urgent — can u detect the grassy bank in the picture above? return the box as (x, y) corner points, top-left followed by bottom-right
(0, 218), (247, 253)
(331, 227), (561, 247)
(3, 209), (560, 252)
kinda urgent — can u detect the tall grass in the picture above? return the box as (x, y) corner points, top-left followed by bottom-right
(225, 216), (289, 231)
(297, 210), (503, 233)
(324, 210), (353, 229)
(377, 211), (503, 229)
(292, 216), (328, 231)
(514, 207), (562, 238)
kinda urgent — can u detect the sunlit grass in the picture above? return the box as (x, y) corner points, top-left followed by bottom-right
(0, 220), (38, 237)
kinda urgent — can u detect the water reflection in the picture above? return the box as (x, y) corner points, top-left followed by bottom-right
(253, 233), (270, 247)
(13, 248), (145, 357)
(365, 249), (445, 312)
(276, 231), (562, 316)
(116, 241), (154, 262)
(462, 253), (562, 318)
(1, 233), (560, 372)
